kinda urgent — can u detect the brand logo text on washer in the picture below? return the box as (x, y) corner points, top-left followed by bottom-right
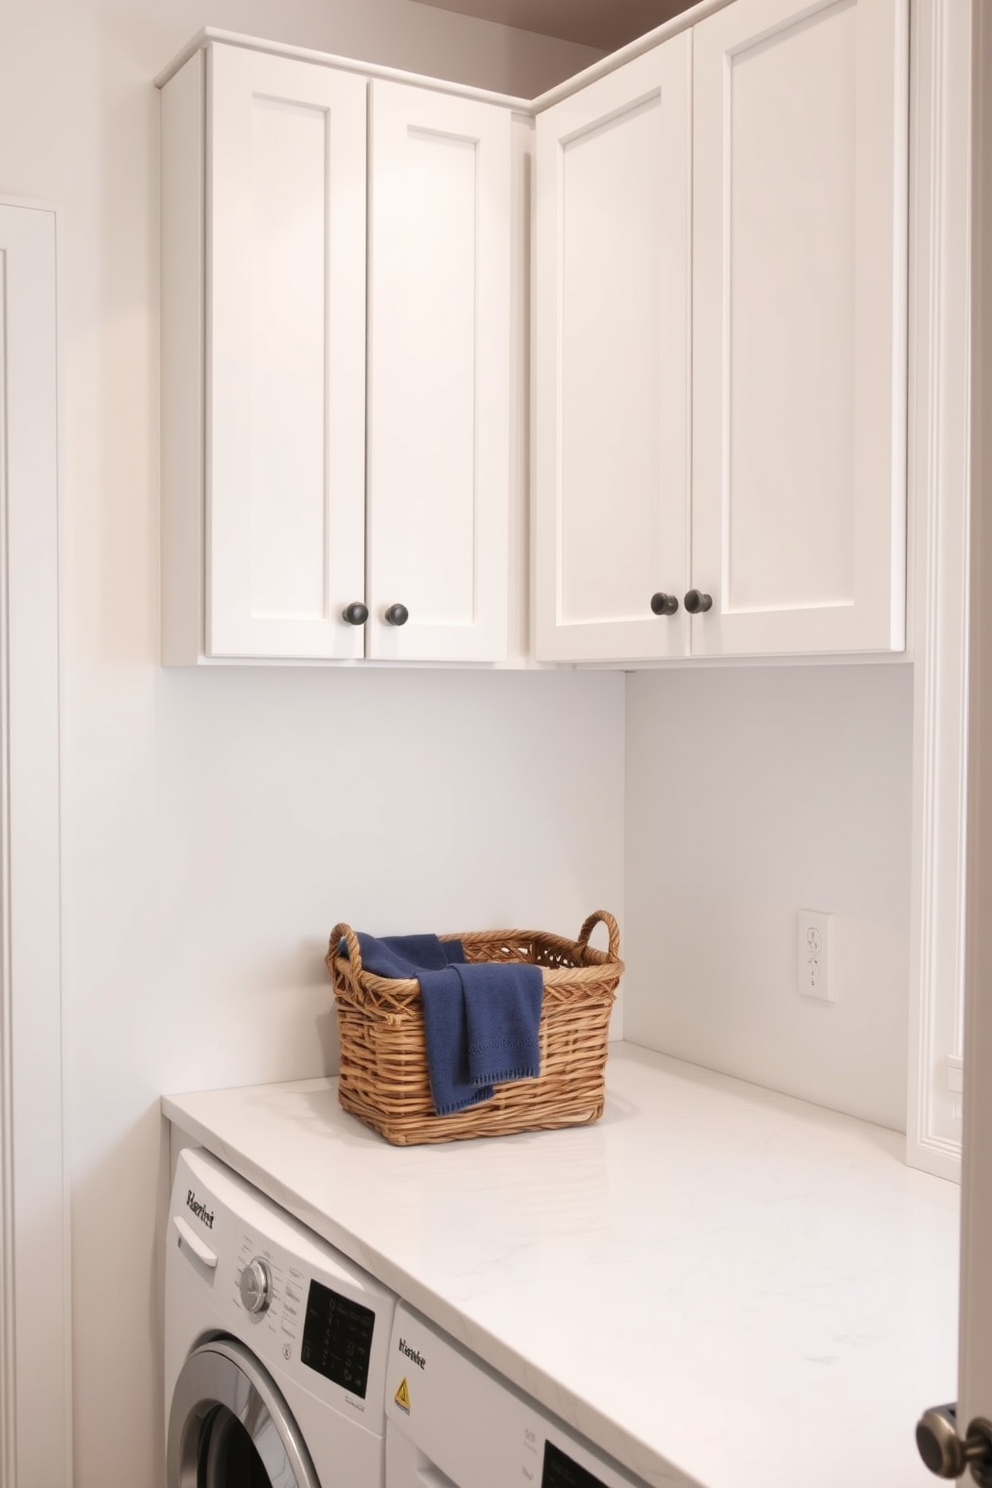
(186, 1190), (215, 1229)
(398, 1339), (426, 1369)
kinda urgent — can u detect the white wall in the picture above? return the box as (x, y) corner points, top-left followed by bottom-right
(0, 0), (921, 1479)
(0, 6), (617, 1488)
(624, 664), (914, 1132)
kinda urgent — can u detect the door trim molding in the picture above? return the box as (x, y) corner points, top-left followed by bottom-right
(960, 0), (992, 1418)
(0, 198), (71, 1486)
(906, 0), (972, 1182)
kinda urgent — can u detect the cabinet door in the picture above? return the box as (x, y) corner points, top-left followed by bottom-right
(367, 81), (511, 663)
(691, 0), (908, 657)
(207, 47), (367, 659)
(534, 39), (690, 663)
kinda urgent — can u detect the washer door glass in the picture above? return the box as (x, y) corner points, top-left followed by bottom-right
(168, 1338), (320, 1488)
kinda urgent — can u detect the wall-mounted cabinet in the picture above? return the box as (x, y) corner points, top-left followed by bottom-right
(161, 0), (909, 671)
(161, 43), (512, 665)
(534, 0), (908, 664)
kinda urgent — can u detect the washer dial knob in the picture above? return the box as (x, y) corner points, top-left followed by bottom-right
(239, 1257), (272, 1315)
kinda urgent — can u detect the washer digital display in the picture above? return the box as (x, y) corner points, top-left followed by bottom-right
(543, 1440), (608, 1488)
(301, 1279), (375, 1397)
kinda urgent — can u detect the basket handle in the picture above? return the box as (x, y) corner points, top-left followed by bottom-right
(328, 923), (362, 974)
(576, 910), (621, 960)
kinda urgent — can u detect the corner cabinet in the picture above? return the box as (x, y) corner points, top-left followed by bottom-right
(534, 0), (909, 663)
(161, 43), (511, 664)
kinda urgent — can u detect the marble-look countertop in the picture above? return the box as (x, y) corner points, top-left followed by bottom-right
(163, 1043), (959, 1488)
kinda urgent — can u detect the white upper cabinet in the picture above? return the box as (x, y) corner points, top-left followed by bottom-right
(534, 40), (691, 664)
(207, 48), (368, 663)
(367, 82), (511, 663)
(691, 0), (908, 658)
(162, 2), (907, 671)
(161, 44), (512, 665)
(534, 0), (908, 663)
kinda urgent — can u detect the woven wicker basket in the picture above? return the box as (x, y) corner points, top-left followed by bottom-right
(325, 911), (623, 1146)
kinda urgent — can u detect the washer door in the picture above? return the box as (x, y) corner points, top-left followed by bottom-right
(168, 1338), (320, 1488)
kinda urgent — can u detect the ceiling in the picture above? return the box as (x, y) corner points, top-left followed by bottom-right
(414, 0), (690, 53)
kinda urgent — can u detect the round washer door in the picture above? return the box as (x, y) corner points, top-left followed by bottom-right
(168, 1337), (320, 1488)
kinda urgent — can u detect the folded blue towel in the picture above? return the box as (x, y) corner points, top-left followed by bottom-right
(344, 931), (543, 1118)
(461, 961), (543, 1087)
(420, 961), (543, 1116)
(350, 932), (464, 978)
(418, 965), (491, 1116)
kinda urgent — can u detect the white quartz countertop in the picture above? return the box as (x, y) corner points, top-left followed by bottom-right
(163, 1044), (959, 1488)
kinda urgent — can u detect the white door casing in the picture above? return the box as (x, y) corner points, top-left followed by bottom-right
(0, 200), (70, 1487)
(959, 0), (992, 1432)
(906, 0), (972, 1183)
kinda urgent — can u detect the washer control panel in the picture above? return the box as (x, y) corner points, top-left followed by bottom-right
(168, 1148), (396, 1424)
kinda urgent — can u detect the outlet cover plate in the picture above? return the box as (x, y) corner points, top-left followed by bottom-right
(798, 910), (835, 1002)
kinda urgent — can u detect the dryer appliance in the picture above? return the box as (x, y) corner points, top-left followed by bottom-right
(385, 1303), (652, 1488)
(166, 1148), (397, 1488)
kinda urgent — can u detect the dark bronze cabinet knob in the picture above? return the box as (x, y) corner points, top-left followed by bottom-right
(341, 602), (369, 625)
(650, 592), (679, 616)
(384, 603), (409, 627)
(684, 589), (713, 614)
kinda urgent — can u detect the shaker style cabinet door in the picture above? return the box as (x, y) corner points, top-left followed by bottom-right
(366, 81), (511, 663)
(206, 47), (368, 660)
(690, 0), (908, 657)
(534, 38), (691, 663)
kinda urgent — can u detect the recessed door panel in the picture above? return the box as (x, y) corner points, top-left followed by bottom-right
(247, 94), (331, 623)
(726, 3), (857, 614)
(561, 95), (666, 624)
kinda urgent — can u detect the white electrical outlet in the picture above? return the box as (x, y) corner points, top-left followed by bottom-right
(797, 910), (835, 1002)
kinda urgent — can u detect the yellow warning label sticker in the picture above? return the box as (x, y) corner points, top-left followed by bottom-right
(394, 1378), (411, 1414)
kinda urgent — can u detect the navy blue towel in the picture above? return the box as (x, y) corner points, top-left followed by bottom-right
(461, 962), (543, 1087)
(420, 961), (543, 1117)
(350, 932), (464, 979)
(418, 964), (490, 1117)
(345, 931), (543, 1118)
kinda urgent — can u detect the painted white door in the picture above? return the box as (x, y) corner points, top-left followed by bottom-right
(534, 39), (690, 663)
(957, 0), (992, 1445)
(691, 0), (908, 658)
(366, 80), (511, 663)
(207, 46), (368, 660)
(0, 200), (68, 1488)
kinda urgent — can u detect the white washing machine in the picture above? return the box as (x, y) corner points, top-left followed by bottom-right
(165, 1148), (397, 1488)
(384, 1303), (654, 1488)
